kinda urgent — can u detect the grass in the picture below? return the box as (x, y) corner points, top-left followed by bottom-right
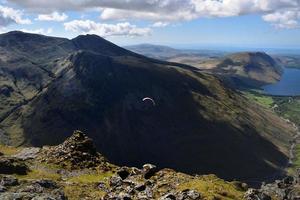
(67, 172), (113, 184)
(177, 175), (245, 200)
(16, 169), (61, 181)
(64, 171), (113, 200)
(243, 92), (300, 174)
(243, 91), (274, 108)
(64, 184), (106, 200)
(0, 145), (20, 156)
(273, 97), (300, 127)
(289, 144), (300, 175)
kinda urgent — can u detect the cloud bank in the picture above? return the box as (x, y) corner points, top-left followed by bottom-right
(7, 0), (300, 30)
(36, 12), (68, 22)
(64, 20), (151, 37)
(0, 5), (31, 27)
(2, 0), (300, 38)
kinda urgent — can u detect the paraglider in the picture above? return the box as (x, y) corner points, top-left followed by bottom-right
(142, 97), (156, 106)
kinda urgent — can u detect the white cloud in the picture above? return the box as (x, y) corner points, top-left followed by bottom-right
(64, 20), (151, 37)
(36, 12), (68, 22)
(20, 28), (53, 35)
(100, 8), (196, 22)
(152, 22), (170, 28)
(7, 0), (193, 13)
(0, 5), (31, 27)
(6, 0), (300, 29)
(263, 10), (300, 29)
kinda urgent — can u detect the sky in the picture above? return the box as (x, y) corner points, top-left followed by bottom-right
(0, 0), (300, 49)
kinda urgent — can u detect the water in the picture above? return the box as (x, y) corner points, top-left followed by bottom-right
(262, 68), (300, 96)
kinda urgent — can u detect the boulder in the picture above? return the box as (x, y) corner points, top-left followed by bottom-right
(13, 147), (41, 160)
(178, 189), (202, 200)
(143, 164), (157, 179)
(244, 189), (271, 200)
(109, 176), (123, 187)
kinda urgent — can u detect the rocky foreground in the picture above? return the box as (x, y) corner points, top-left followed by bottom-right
(0, 131), (299, 200)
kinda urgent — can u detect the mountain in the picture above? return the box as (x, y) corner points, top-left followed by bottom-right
(125, 44), (181, 59)
(211, 52), (283, 88)
(125, 44), (224, 60)
(0, 31), (296, 183)
(126, 45), (283, 88)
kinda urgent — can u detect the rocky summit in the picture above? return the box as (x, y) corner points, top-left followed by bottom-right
(0, 130), (250, 200)
(1, 130), (300, 199)
(37, 130), (109, 170)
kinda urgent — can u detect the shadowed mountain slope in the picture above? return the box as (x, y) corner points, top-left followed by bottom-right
(0, 31), (296, 183)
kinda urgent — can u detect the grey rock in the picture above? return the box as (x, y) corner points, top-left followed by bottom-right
(178, 189), (202, 200)
(0, 185), (7, 192)
(109, 176), (123, 187)
(244, 189), (271, 200)
(13, 147), (41, 160)
(0, 176), (19, 187)
(34, 180), (57, 189)
(142, 164), (157, 179)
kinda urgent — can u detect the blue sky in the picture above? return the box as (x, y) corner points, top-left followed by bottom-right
(1, 0), (300, 49)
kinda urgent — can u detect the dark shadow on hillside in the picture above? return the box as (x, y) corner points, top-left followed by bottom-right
(21, 51), (288, 186)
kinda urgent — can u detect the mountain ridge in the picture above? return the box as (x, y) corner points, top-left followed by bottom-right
(0, 31), (296, 184)
(126, 44), (284, 88)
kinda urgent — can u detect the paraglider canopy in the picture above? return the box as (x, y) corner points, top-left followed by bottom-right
(142, 97), (156, 106)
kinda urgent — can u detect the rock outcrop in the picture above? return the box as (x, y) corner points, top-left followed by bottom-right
(104, 167), (203, 200)
(0, 130), (247, 200)
(38, 130), (109, 170)
(0, 176), (67, 200)
(245, 170), (300, 200)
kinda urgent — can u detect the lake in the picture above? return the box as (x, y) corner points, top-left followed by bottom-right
(262, 68), (300, 96)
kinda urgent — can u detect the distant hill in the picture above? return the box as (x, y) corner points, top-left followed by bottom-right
(211, 52), (283, 88)
(125, 44), (181, 59)
(125, 44), (224, 60)
(125, 45), (283, 88)
(0, 31), (295, 183)
(274, 54), (300, 69)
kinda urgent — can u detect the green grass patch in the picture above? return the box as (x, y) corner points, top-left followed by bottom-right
(289, 144), (300, 174)
(177, 175), (245, 200)
(17, 169), (61, 181)
(243, 91), (274, 108)
(0, 145), (21, 156)
(67, 172), (114, 184)
(64, 184), (106, 200)
(64, 171), (113, 200)
(274, 97), (300, 127)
